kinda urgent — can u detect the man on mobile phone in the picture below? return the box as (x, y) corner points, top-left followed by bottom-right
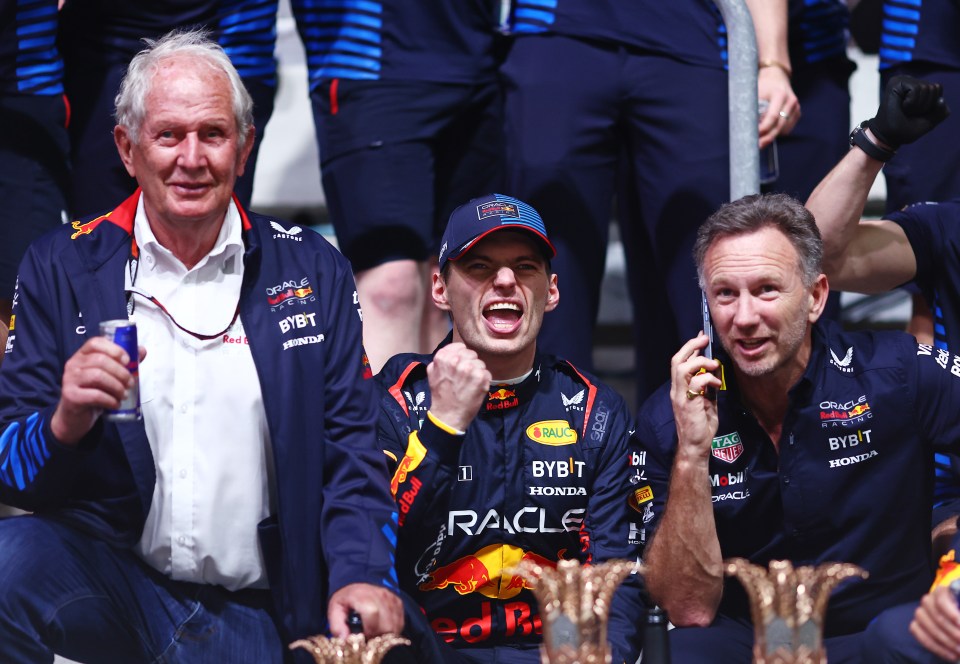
(637, 192), (960, 661)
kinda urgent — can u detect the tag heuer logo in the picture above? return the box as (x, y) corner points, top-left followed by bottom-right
(711, 432), (743, 463)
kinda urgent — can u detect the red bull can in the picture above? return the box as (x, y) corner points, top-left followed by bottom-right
(99, 319), (142, 422)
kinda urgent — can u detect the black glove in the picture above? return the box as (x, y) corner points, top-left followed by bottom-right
(867, 75), (950, 149)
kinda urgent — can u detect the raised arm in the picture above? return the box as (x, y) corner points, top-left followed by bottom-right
(644, 333), (725, 626)
(807, 76), (949, 292)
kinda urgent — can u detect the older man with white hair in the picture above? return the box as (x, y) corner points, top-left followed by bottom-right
(0, 30), (403, 663)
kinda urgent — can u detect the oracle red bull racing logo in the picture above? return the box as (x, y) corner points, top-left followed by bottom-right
(419, 544), (561, 599)
(266, 277), (315, 312)
(477, 201), (519, 220)
(819, 395), (873, 428)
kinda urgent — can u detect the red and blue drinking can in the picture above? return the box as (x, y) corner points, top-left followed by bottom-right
(99, 319), (142, 422)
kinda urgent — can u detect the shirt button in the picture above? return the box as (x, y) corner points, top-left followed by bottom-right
(179, 469), (187, 479)
(783, 476), (790, 485)
(178, 535), (186, 545)
(180, 404), (188, 414)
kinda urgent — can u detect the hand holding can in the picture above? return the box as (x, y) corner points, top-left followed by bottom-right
(99, 320), (142, 421)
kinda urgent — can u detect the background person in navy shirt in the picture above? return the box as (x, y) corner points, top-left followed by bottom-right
(638, 192), (960, 662)
(807, 75), (959, 554)
(806, 74), (960, 663)
(500, 0), (806, 407)
(293, 0), (505, 374)
(0, 0), (69, 327)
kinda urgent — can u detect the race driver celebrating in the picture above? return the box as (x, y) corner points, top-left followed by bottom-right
(376, 194), (646, 663)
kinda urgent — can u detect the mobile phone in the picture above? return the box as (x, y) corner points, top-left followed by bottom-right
(700, 290), (725, 395)
(701, 290), (714, 360)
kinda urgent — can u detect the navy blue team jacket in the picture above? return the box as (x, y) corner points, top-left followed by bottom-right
(0, 190), (399, 656)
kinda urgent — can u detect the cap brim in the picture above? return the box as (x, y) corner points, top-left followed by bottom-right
(446, 225), (556, 265)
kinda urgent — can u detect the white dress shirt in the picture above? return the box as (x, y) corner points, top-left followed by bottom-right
(130, 197), (276, 590)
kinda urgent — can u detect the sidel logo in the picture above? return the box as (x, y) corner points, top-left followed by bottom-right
(525, 420), (577, 446)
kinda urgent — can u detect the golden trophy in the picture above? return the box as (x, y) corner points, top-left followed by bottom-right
(724, 558), (868, 664)
(289, 615), (410, 664)
(510, 558), (641, 664)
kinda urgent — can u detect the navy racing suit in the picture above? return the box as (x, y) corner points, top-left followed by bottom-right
(376, 346), (645, 662)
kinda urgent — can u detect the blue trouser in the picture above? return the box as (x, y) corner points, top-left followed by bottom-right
(0, 93), (70, 298)
(861, 601), (951, 664)
(0, 516), (283, 663)
(61, 54), (137, 219)
(762, 59), (852, 203)
(763, 57), (853, 322)
(309, 78), (504, 272)
(502, 34), (730, 404)
(233, 76), (278, 210)
(669, 613), (867, 663)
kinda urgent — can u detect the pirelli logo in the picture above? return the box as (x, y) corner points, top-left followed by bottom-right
(628, 485), (654, 513)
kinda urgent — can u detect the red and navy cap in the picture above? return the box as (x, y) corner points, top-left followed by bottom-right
(438, 194), (556, 271)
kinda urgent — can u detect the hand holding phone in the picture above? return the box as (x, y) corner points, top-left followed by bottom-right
(700, 290), (725, 397)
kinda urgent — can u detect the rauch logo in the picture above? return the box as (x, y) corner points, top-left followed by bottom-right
(525, 420), (577, 446)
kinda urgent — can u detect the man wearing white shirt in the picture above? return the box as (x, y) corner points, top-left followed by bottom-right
(0, 29), (403, 663)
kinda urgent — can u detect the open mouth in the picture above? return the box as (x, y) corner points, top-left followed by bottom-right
(736, 338), (768, 354)
(483, 301), (523, 333)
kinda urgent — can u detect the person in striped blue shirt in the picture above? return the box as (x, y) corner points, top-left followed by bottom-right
(53, 1), (280, 214)
(291, 0), (506, 373)
(0, 0), (69, 326)
(876, 0), (960, 353)
(500, 0), (848, 408)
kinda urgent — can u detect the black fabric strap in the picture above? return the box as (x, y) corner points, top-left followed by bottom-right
(850, 121), (897, 162)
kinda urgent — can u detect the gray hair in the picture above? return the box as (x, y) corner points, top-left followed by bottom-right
(114, 29), (253, 148)
(693, 193), (823, 288)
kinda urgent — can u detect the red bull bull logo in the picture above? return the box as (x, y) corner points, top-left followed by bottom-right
(486, 387), (519, 411)
(932, 549), (960, 591)
(390, 435), (427, 496)
(70, 216), (107, 239)
(419, 544), (560, 600)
